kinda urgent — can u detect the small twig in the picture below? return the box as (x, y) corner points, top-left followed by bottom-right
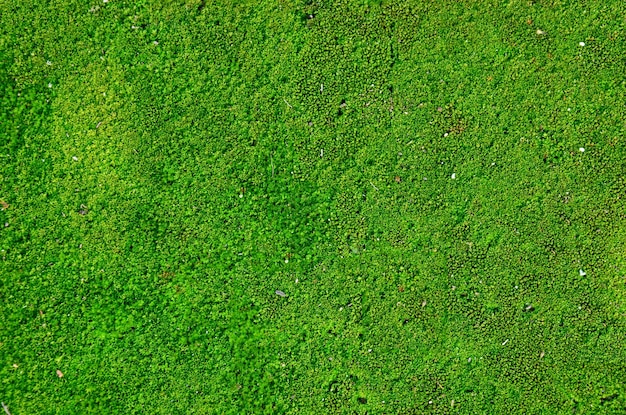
(2, 402), (12, 415)
(283, 98), (292, 108)
(369, 181), (379, 191)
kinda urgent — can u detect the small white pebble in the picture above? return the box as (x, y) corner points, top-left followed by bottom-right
(48, 83), (52, 88)
(72, 156), (78, 161)
(284, 259), (289, 263)
(103, 0), (109, 3)
(443, 133), (448, 137)
(239, 193), (243, 198)
(468, 357), (472, 362)
(153, 40), (159, 45)
(579, 147), (585, 152)
(275, 290), (286, 297)
(567, 108), (571, 111)
(579, 41), (585, 46)
(339, 307), (343, 311)
(46, 60), (52, 66)
(368, 349), (372, 353)
(515, 285), (518, 289)
(579, 269), (586, 276)
(295, 278), (299, 283)
(451, 173), (456, 179)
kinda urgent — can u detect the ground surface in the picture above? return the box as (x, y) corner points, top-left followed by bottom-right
(1, 0), (626, 414)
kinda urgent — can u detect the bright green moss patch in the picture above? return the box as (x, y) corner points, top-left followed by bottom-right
(1, 1), (626, 413)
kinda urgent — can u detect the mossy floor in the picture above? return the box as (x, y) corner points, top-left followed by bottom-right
(1, 0), (626, 413)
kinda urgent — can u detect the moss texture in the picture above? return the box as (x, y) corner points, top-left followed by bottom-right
(1, 0), (626, 413)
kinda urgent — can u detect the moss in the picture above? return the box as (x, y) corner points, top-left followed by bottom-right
(1, 0), (625, 413)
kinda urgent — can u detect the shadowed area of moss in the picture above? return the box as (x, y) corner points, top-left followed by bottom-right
(1, 0), (625, 414)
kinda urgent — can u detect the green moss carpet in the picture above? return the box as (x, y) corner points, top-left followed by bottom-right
(1, 0), (626, 413)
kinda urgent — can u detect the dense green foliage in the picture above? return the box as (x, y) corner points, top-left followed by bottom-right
(1, 0), (626, 413)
